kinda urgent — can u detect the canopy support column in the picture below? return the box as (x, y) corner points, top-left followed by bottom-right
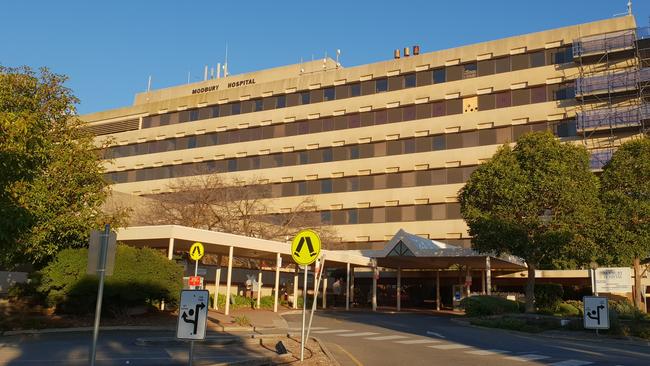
(256, 270), (262, 309)
(372, 262), (377, 312)
(273, 253), (281, 313)
(213, 255), (222, 310)
(436, 269), (441, 311)
(322, 277), (328, 309)
(167, 238), (174, 260)
(224, 246), (234, 316)
(486, 256), (492, 296)
(346, 262), (350, 310)
(396, 266), (401, 312)
(293, 266), (299, 309)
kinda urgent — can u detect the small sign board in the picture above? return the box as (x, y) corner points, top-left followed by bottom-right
(87, 229), (117, 276)
(177, 290), (209, 340)
(188, 276), (202, 288)
(583, 296), (609, 330)
(189, 242), (205, 261)
(594, 267), (632, 293)
(291, 229), (321, 266)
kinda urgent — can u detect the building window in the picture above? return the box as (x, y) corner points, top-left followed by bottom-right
(350, 83), (361, 97)
(375, 78), (388, 93)
(495, 90), (512, 108)
(347, 209), (358, 224)
(433, 68), (446, 83)
(320, 211), (332, 224)
(462, 63), (477, 79)
(321, 179), (333, 193)
(276, 95), (286, 108)
(231, 102), (241, 115)
(530, 51), (546, 67)
(323, 87), (335, 101)
(301, 92), (310, 105)
(478, 60), (495, 76)
(404, 73), (416, 88)
(254, 99), (263, 111)
(189, 109), (199, 121)
(495, 57), (510, 73)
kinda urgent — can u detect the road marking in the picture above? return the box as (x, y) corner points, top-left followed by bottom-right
(548, 361), (593, 366)
(337, 332), (380, 337)
(429, 343), (472, 350)
(289, 326), (328, 331)
(312, 329), (353, 334)
(465, 349), (510, 356)
(333, 343), (364, 366)
(504, 354), (550, 362)
(426, 331), (446, 338)
(395, 339), (442, 344)
(365, 335), (409, 341)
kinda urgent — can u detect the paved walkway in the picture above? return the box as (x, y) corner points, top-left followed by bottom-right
(206, 308), (291, 330)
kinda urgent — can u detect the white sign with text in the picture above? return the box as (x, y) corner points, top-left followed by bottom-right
(595, 267), (632, 293)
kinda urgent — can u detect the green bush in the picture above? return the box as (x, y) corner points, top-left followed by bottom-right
(609, 298), (641, 320)
(37, 245), (183, 315)
(563, 300), (584, 316)
(534, 283), (564, 312)
(460, 295), (521, 317)
(209, 293), (254, 310)
(556, 302), (581, 317)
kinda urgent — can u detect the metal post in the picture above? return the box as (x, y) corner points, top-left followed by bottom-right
(346, 262), (350, 310)
(372, 265), (377, 312)
(189, 339), (195, 366)
(293, 267), (299, 309)
(300, 265), (308, 361)
(306, 258), (325, 355)
(350, 267), (355, 308)
(257, 271), (262, 309)
(323, 277), (328, 309)
(486, 257), (492, 296)
(90, 224), (110, 366)
(436, 270), (441, 311)
(397, 266), (401, 312)
(225, 246), (234, 316)
(214, 255), (222, 310)
(274, 253), (281, 313)
(195, 259), (199, 277)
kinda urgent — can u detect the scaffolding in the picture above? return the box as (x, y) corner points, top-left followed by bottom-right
(573, 26), (650, 170)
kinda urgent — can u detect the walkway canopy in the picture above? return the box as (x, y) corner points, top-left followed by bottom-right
(365, 229), (526, 270)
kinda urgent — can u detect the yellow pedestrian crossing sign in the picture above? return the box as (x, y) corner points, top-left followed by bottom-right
(291, 229), (321, 266)
(189, 242), (204, 261)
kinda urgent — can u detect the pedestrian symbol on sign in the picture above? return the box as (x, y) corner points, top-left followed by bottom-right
(291, 229), (321, 266)
(189, 242), (204, 261)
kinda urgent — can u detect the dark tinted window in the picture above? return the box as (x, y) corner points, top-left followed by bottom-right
(323, 87), (335, 101)
(433, 69), (445, 83)
(350, 83), (361, 97)
(375, 78), (388, 93)
(404, 73), (416, 88)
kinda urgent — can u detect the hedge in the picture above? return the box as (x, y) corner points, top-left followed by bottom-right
(37, 245), (183, 315)
(460, 295), (521, 316)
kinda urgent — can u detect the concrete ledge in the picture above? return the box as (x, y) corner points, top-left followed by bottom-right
(136, 335), (246, 346)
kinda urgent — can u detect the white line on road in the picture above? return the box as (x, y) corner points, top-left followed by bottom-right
(337, 332), (380, 337)
(395, 339), (442, 344)
(365, 335), (409, 341)
(504, 354), (550, 362)
(312, 329), (353, 334)
(426, 331), (446, 338)
(548, 360), (593, 366)
(465, 349), (510, 356)
(289, 327), (328, 331)
(429, 344), (472, 350)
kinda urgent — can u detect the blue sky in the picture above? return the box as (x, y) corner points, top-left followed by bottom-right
(1, 1), (649, 115)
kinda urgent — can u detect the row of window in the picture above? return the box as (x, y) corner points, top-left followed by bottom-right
(317, 202), (462, 225)
(139, 47), (574, 130)
(106, 83), (575, 159)
(106, 121), (566, 184)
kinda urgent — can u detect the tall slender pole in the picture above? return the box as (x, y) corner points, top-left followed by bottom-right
(257, 271), (263, 309)
(346, 262), (350, 310)
(90, 224), (110, 366)
(306, 258), (325, 351)
(397, 266), (401, 312)
(225, 246), (234, 316)
(436, 270), (441, 311)
(300, 265), (308, 361)
(274, 253), (281, 313)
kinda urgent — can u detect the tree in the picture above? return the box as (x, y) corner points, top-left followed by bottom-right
(600, 137), (650, 312)
(459, 132), (602, 312)
(0, 66), (121, 268)
(141, 173), (338, 248)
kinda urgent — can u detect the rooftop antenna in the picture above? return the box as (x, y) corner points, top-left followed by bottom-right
(300, 57), (304, 74)
(627, 0), (632, 15)
(203, 65), (208, 81)
(217, 62), (221, 79)
(223, 43), (229, 77)
(336, 49), (341, 68)
(187, 71), (190, 84)
(323, 51), (327, 70)
(147, 75), (152, 92)
(210, 67), (214, 79)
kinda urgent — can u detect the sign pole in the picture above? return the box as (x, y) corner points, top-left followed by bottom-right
(89, 224), (110, 366)
(300, 264), (308, 362)
(305, 257), (325, 346)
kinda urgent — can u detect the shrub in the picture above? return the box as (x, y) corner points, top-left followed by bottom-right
(534, 283), (564, 312)
(564, 300), (584, 316)
(209, 293), (254, 310)
(609, 298), (640, 319)
(556, 302), (581, 317)
(37, 245), (183, 315)
(460, 295), (521, 317)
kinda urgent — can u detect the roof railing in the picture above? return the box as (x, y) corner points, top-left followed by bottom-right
(572, 30), (636, 58)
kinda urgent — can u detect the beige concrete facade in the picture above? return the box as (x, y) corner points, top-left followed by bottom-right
(83, 16), (642, 249)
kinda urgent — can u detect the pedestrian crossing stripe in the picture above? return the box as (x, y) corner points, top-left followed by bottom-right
(291, 229), (321, 266)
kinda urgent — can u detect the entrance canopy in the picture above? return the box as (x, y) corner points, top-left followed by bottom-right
(365, 229), (526, 270)
(116, 225), (372, 268)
